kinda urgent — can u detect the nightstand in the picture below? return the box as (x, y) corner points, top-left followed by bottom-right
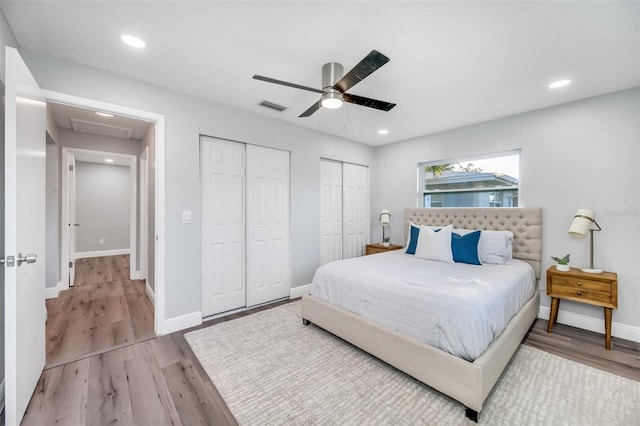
(365, 243), (403, 255)
(546, 266), (618, 349)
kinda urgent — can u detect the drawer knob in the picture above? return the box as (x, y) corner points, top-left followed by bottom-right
(576, 290), (582, 296)
(577, 281), (582, 286)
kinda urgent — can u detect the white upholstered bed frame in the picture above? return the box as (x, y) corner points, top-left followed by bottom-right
(301, 207), (542, 421)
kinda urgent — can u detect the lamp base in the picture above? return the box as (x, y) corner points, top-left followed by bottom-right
(580, 268), (603, 274)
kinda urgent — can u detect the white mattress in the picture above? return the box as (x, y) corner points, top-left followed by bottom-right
(310, 250), (536, 361)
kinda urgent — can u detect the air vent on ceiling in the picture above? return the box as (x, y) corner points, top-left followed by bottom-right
(70, 118), (134, 139)
(258, 100), (288, 113)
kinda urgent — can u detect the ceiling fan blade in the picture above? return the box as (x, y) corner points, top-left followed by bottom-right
(333, 50), (390, 93)
(343, 93), (396, 111)
(342, 93), (396, 111)
(299, 101), (321, 118)
(253, 75), (324, 94)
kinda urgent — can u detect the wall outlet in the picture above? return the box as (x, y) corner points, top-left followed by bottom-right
(99, 238), (104, 245)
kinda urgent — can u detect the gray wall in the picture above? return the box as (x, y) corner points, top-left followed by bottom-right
(45, 138), (59, 289)
(0, 7), (18, 404)
(373, 88), (640, 331)
(21, 50), (375, 320)
(58, 127), (141, 156)
(75, 162), (130, 253)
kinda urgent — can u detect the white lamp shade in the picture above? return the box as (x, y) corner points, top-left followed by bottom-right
(568, 208), (595, 237)
(380, 209), (391, 225)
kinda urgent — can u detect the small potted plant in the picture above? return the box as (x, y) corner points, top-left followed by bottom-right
(382, 237), (390, 247)
(551, 254), (570, 272)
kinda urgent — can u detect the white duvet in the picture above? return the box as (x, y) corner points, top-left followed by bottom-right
(310, 250), (536, 361)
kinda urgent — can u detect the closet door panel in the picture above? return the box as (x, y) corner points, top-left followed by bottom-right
(342, 163), (369, 259)
(201, 137), (246, 317)
(320, 159), (343, 264)
(246, 145), (290, 307)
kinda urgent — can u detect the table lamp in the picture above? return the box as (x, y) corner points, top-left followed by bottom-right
(379, 209), (391, 246)
(568, 208), (602, 273)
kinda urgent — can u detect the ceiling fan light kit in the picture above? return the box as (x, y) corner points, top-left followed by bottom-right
(253, 50), (396, 117)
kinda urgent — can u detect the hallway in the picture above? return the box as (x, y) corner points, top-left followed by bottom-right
(45, 255), (154, 367)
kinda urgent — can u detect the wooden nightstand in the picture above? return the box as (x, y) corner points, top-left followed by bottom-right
(365, 243), (403, 255)
(546, 266), (618, 349)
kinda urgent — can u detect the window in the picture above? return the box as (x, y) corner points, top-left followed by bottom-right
(418, 151), (520, 208)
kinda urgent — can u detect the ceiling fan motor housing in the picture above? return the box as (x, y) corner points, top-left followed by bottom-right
(322, 62), (344, 89)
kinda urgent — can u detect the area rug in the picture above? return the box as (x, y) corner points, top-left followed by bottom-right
(185, 302), (639, 425)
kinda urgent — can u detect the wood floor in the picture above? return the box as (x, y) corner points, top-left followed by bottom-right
(22, 298), (639, 425)
(45, 255), (155, 367)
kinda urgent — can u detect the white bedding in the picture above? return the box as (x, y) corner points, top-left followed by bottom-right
(310, 250), (536, 361)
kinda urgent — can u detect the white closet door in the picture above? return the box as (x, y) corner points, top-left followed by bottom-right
(246, 145), (290, 307)
(320, 159), (343, 264)
(201, 137), (246, 317)
(342, 163), (369, 259)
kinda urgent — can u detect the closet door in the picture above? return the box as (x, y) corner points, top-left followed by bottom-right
(201, 137), (246, 317)
(342, 163), (369, 259)
(320, 159), (343, 264)
(246, 145), (290, 307)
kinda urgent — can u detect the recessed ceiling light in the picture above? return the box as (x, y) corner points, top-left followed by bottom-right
(548, 79), (571, 89)
(378, 129), (389, 135)
(121, 34), (146, 48)
(96, 111), (114, 117)
(105, 158), (114, 163)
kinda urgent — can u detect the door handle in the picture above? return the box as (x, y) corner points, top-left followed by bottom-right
(17, 253), (37, 266)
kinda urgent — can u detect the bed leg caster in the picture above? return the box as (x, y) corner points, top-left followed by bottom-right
(302, 319), (310, 326)
(465, 408), (479, 423)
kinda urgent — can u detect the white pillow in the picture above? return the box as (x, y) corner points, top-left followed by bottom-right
(415, 224), (454, 263)
(454, 228), (513, 264)
(405, 222), (440, 247)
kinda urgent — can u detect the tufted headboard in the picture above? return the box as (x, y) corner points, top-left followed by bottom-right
(404, 207), (543, 279)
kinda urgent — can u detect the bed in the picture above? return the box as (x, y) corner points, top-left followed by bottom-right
(301, 207), (542, 422)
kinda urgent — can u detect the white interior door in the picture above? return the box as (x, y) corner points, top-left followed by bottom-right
(67, 152), (77, 286)
(201, 137), (246, 316)
(246, 144), (290, 307)
(4, 47), (47, 426)
(342, 163), (369, 259)
(320, 159), (343, 264)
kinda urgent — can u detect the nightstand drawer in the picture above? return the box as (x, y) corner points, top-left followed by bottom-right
(552, 285), (613, 304)
(550, 276), (611, 293)
(365, 244), (403, 255)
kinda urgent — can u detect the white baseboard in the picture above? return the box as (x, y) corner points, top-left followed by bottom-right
(538, 306), (640, 343)
(158, 311), (202, 335)
(146, 282), (155, 306)
(44, 281), (65, 299)
(75, 248), (131, 259)
(290, 284), (311, 299)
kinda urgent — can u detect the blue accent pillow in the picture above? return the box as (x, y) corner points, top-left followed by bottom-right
(451, 231), (482, 265)
(406, 224), (421, 254)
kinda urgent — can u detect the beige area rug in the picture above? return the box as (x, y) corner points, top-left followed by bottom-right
(185, 302), (640, 425)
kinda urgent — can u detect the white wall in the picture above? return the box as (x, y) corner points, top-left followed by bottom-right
(141, 126), (155, 290)
(21, 49), (375, 320)
(75, 161), (130, 253)
(372, 88), (640, 335)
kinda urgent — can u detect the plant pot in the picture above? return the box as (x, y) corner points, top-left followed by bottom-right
(382, 242), (390, 247)
(556, 264), (570, 272)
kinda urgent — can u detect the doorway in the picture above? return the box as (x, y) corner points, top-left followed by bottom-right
(43, 98), (162, 367)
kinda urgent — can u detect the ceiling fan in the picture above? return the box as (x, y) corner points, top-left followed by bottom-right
(253, 50), (396, 118)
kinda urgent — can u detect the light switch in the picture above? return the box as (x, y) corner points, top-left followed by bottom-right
(182, 210), (192, 224)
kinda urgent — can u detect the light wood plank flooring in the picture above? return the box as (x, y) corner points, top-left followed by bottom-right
(22, 299), (639, 425)
(45, 255), (155, 368)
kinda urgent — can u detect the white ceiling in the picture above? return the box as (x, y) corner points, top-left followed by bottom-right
(2, 1), (638, 146)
